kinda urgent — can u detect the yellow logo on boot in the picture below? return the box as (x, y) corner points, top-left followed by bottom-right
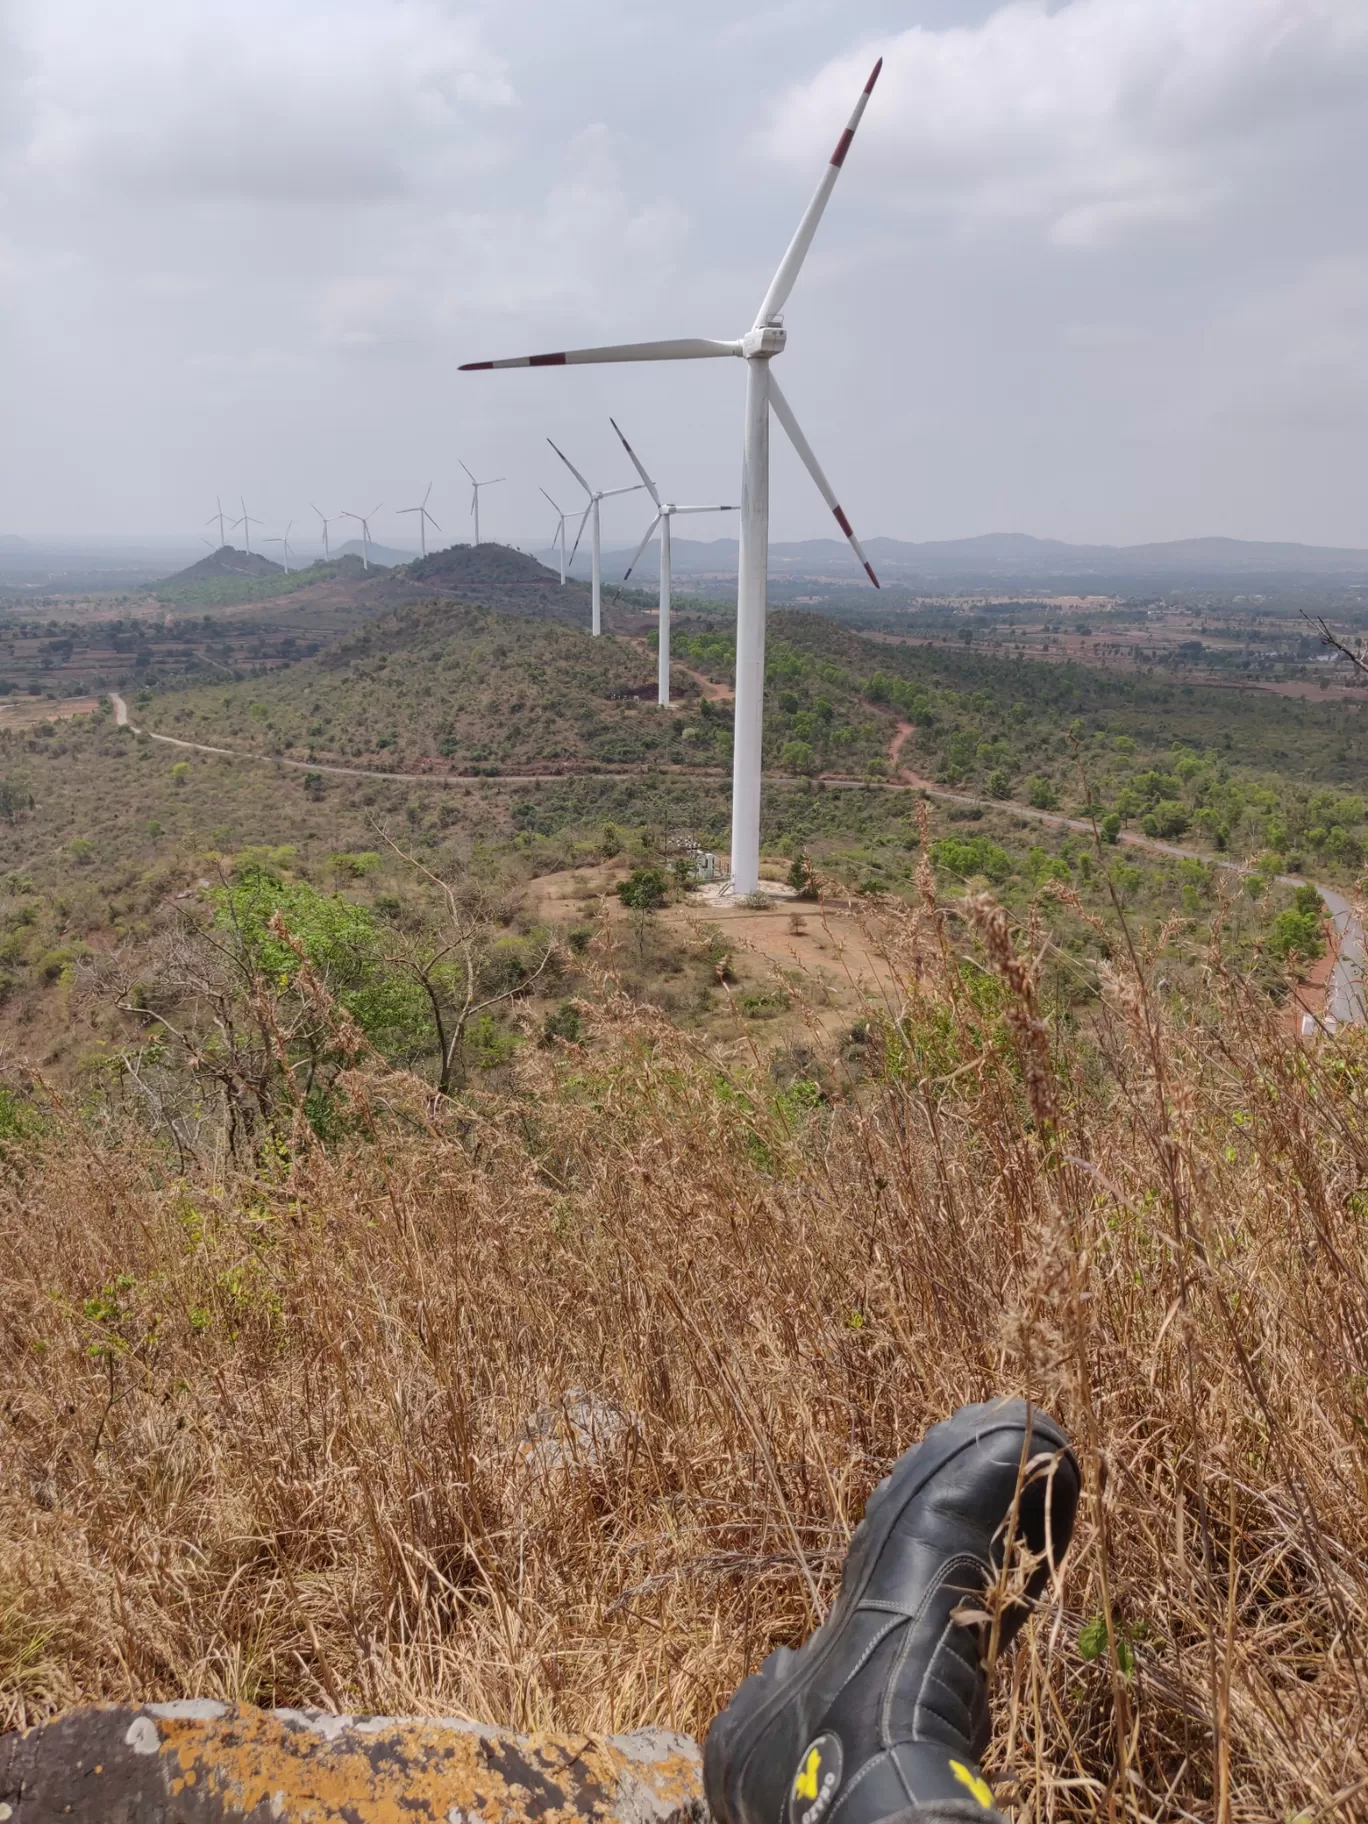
(794, 1749), (822, 1802)
(949, 1761), (994, 1809)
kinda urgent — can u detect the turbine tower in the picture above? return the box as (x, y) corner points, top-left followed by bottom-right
(205, 496), (231, 548)
(342, 505), (382, 570)
(547, 440), (641, 636)
(459, 462), (504, 547)
(540, 489), (571, 584)
(398, 483), (441, 557)
(312, 504), (339, 562)
(610, 418), (735, 708)
(460, 61), (882, 895)
(234, 497), (263, 555)
(265, 521), (294, 572)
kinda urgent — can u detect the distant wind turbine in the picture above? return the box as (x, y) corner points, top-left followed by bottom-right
(460, 60), (882, 895)
(459, 461), (503, 548)
(312, 504), (340, 562)
(539, 489), (571, 585)
(342, 505), (382, 570)
(265, 522), (294, 572)
(610, 418), (735, 707)
(205, 496), (231, 548)
(547, 441), (641, 636)
(233, 497), (263, 555)
(398, 483), (441, 557)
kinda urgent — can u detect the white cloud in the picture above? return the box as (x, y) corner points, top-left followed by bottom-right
(18, 0), (512, 206)
(767, 0), (1368, 246)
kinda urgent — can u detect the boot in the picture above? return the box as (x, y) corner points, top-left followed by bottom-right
(704, 1400), (1079, 1824)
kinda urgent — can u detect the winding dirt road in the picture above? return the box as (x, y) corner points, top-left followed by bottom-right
(110, 692), (1364, 1023)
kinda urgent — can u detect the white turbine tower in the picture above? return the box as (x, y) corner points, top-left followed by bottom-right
(540, 489), (571, 584)
(265, 521), (294, 572)
(206, 496), (231, 548)
(312, 504), (340, 562)
(460, 61), (883, 895)
(342, 505), (382, 570)
(609, 418), (735, 708)
(234, 497), (264, 555)
(398, 483), (442, 557)
(547, 439), (641, 636)
(459, 462), (503, 547)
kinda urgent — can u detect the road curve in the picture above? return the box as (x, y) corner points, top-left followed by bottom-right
(108, 693), (1364, 1022)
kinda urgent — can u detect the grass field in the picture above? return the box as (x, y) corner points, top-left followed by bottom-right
(2, 882), (1365, 1823)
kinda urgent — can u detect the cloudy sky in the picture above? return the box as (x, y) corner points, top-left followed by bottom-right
(2, 0), (1366, 551)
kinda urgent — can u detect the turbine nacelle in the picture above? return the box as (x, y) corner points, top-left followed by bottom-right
(740, 324), (787, 360)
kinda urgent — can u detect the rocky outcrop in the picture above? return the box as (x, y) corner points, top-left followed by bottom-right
(0, 1702), (707, 1824)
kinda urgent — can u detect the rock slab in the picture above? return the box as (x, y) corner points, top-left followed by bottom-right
(0, 1702), (707, 1824)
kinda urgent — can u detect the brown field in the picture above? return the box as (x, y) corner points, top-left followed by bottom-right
(3, 892), (1367, 1822)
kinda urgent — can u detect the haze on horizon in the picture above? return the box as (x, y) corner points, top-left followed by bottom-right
(2, 0), (1366, 556)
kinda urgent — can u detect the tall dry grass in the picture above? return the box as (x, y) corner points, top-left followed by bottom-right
(2, 889), (1367, 1822)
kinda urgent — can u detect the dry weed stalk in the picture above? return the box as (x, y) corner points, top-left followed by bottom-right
(2, 898), (1366, 1823)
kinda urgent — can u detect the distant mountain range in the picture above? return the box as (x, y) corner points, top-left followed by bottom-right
(563, 532), (1368, 587)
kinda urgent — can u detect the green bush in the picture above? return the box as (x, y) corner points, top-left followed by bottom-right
(929, 836), (1013, 884)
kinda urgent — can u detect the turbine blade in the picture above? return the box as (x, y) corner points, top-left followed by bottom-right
(426, 511), (441, 531)
(548, 438), (593, 497)
(568, 503), (593, 568)
(609, 418), (661, 506)
(459, 460), (476, 484)
(769, 375), (879, 587)
(600, 484), (645, 499)
(462, 337), (740, 371)
(754, 58), (882, 328)
(539, 488), (564, 514)
(621, 513), (662, 585)
(673, 504), (738, 513)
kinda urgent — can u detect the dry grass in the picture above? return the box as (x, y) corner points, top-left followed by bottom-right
(3, 889), (1367, 1823)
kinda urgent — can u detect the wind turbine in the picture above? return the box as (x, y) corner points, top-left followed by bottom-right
(539, 489), (572, 584)
(548, 440), (641, 636)
(398, 483), (441, 557)
(312, 504), (340, 562)
(342, 505), (382, 570)
(265, 522), (294, 572)
(460, 60), (882, 895)
(459, 461), (504, 547)
(610, 418), (735, 708)
(233, 498), (263, 555)
(205, 497), (230, 548)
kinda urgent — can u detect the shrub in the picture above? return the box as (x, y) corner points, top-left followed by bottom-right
(929, 836), (1013, 884)
(617, 869), (669, 912)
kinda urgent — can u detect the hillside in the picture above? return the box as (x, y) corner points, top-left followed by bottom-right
(157, 544), (283, 584)
(152, 597), (695, 773)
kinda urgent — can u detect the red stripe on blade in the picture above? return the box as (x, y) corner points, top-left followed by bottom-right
(530, 352), (568, 367)
(830, 127), (855, 168)
(832, 505), (854, 537)
(865, 562), (881, 589)
(864, 58), (883, 95)
(459, 361), (494, 371)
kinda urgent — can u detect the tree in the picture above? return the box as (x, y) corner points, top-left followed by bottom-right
(779, 739), (817, 776)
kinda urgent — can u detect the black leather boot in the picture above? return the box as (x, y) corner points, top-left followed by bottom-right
(704, 1401), (1079, 1824)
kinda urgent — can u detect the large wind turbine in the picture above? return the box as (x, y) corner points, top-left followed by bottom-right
(206, 497), (231, 548)
(547, 440), (641, 636)
(610, 418), (735, 708)
(342, 505), (382, 570)
(265, 522), (294, 572)
(398, 483), (441, 557)
(459, 462), (503, 547)
(234, 497), (264, 555)
(540, 489), (571, 584)
(312, 504), (340, 562)
(461, 62), (882, 895)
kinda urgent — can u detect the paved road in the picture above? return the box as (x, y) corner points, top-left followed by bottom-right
(109, 693), (1365, 1024)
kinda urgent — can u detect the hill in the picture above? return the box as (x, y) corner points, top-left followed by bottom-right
(157, 544), (283, 585)
(151, 597), (695, 773)
(335, 538), (413, 568)
(586, 531), (1368, 590)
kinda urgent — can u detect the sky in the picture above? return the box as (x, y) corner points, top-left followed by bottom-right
(2, 0), (1367, 553)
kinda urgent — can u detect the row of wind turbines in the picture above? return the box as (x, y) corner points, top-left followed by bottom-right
(202, 460), (503, 575)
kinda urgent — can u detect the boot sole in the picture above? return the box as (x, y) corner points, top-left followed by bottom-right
(703, 1399), (1073, 1824)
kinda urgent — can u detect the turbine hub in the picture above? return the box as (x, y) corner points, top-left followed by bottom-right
(740, 323), (787, 360)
